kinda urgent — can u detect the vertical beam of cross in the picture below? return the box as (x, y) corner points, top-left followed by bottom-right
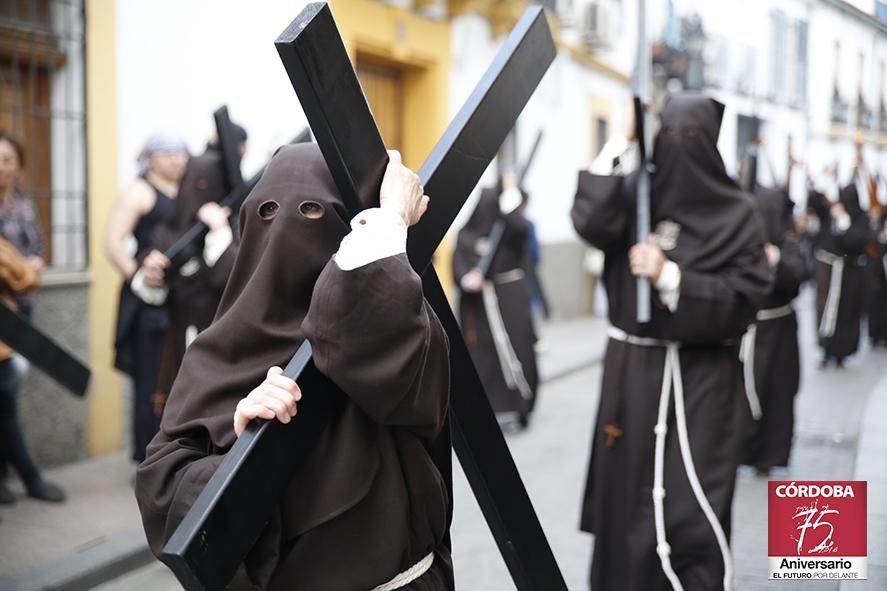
(212, 106), (245, 192)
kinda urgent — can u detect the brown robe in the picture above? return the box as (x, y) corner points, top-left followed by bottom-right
(452, 187), (538, 421)
(571, 95), (771, 591)
(808, 186), (871, 362)
(742, 186), (807, 471)
(135, 144), (453, 590)
(867, 208), (887, 345)
(149, 148), (239, 398)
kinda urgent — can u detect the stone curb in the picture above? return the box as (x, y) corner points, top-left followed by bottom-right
(0, 527), (154, 591)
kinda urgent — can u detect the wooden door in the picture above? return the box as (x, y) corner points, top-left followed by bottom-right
(357, 57), (405, 150)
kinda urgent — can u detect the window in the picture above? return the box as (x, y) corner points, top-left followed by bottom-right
(795, 20), (807, 104)
(769, 9), (786, 101)
(880, 62), (887, 134)
(0, 0), (87, 270)
(831, 42), (848, 124)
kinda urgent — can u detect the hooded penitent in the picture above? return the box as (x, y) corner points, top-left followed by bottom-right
(753, 185), (795, 247)
(136, 144), (452, 590)
(571, 93), (772, 591)
(452, 181), (538, 420)
(742, 184), (806, 473)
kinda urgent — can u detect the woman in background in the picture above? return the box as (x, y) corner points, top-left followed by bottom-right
(0, 132), (66, 504)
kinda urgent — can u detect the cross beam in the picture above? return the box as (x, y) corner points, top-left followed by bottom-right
(0, 301), (90, 397)
(212, 106), (245, 192)
(161, 5), (564, 590)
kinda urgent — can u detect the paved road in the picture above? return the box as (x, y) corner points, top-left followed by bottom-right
(56, 290), (887, 589)
(449, 291), (887, 591)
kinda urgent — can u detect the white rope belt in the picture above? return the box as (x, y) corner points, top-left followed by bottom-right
(738, 304), (794, 422)
(481, 282), (533, 400)
(370, 552), (434, 591)
(608, 326), (734, 591)
(816, 250), (844, 339)
(756, 304), (793, 322)
(491, 268), (525, 284)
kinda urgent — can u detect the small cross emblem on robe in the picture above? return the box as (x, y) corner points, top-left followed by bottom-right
(152, 391), (167, 418)
(604, 423), (623, 448)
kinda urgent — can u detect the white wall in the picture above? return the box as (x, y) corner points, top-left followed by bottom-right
(117, 0), (316, 186)
(665, 0), (887, 207)
(448, 10), (634, 244)
(807, 1), (887, 193)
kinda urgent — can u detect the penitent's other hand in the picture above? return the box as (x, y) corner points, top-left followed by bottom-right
(379, 150), (430, 227)
(197, 202), (232, 231)
(629, 234), (665, 282)
(140, 249), (170, 287)
(233, 366), (302, 437)
(461, 268), (485, 293)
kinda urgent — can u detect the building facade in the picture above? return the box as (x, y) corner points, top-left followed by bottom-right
(2, 0), (636, 465)
(659, 0), (887, 204)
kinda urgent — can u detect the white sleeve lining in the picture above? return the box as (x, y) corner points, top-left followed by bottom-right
(130, 269), (168, 306)
(334, 207), (408, 271)
(655, 260), (681, 312)
(203, 225), (233, 268)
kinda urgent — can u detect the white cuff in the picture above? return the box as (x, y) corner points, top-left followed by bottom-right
(130, 269), (168, 306)
(767, 245), (782, 267)
(835, 212), (851, 233)
(334, 207), (407, 271)
(590, 135), (635, 175)
(655, 260), (681, 312)
(499, 187), (523, 214)
(203, 225), (233, 267)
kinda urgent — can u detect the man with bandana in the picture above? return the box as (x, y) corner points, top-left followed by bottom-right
(104, 134), (188, 465)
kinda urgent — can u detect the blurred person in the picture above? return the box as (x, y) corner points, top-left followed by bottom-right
(571, 94), (770, 591)
(136, 146), (454, 589)
(867, 203), (887, 347)
(741, 184), (807, 476)
(146, 127), (245, 410)
(523, 207), (549, 323)
(807, 180), (871, 368)
(0, 132), (65, 503)
(453, 170), (539, 428)
(104, 134), (188, 464)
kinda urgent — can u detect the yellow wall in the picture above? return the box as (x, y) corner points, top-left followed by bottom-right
(332, 0), (454, 289)
(332, 0), (450, 169)
(85, 0), (123, 455)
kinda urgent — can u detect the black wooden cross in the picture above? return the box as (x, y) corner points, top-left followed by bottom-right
(0, 302), (90, 396)
(212, 106), (245, 193)
(475, 128), (544, 278)
(161, 5), (564, 590)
